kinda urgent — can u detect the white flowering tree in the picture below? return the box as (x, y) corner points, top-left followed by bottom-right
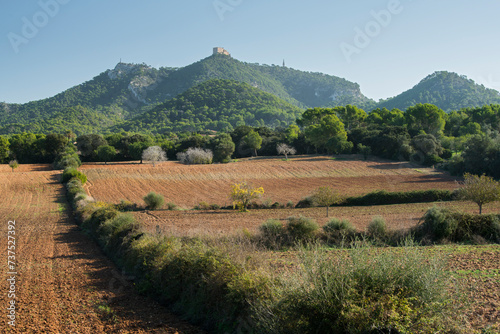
(142, 146), (167, 167)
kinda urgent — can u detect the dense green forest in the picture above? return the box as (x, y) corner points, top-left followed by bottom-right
(376, 71), (500, 112)
(112, 79), (303, 133)
(2, 102), (499, 179)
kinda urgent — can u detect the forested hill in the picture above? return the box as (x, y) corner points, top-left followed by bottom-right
(111, 79), (303, 133)
(161, 54), (374, 109)
(375, 71), (500, 112)
(0, 64), (173, 135)
(0, 53), (374, 135)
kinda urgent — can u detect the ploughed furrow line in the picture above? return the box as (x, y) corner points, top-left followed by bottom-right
(0, 165), (204, 333)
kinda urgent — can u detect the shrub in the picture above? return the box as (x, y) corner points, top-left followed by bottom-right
(230, 182), (264, 212)
(165, 202), (178, 210)
(416, 206), (500, 243)
(453, 213), (500, 243)
(323, 218), (356, 243)
(84, 206), (120, 232)
(418, 206), (458, 241)
(62, 168), (87, 184)
(367, 216), (387, 239)
(98, 213), (140, 255)
(286, 216), (319, 241)
(116, 200), (137, 212)
(56, 156), (81, 169)
(295, 196), (314, 208)
(253, 241), (466, 333)
(143, 192), (165, 210)
(260, 219), (284, 240)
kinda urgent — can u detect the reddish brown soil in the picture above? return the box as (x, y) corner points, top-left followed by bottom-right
(81, 155), (459, 208)
(0, 165), (204, 333)
(135, 201), (500, 236)
(446, 246), (500, 329)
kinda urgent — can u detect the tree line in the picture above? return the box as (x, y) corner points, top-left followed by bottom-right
(1, 103), (499, 178)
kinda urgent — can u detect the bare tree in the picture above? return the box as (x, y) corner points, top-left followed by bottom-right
(458, 173), (500, 214)
(277, 143), (296, 160)
(142, 146), (167, 167)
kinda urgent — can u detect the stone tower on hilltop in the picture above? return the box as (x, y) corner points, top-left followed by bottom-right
(213, 47), (231, 57)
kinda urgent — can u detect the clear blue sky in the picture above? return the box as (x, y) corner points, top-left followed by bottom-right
(1, 0), (499, 104)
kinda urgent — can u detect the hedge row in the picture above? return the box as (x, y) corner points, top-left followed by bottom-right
(414, 206), (500, 243)
(62, 170), (267, 332)
(296, 189), (456, 208)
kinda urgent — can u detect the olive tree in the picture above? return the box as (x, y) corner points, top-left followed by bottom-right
(142, 146), (167, 167)
(9, 160), (19, 172)
(458, 173), (500, 214)
(310, 186), (342, 217)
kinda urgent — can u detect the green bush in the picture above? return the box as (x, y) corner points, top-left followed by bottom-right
(115, 200), (137, 212)
(323, 218), (356, 243)
(295, 196), (314, 208)
(84, 206), (120, 232)
(62, 167), (87, 184)
(254, 241), (466, 333)
(286, 216), (319, 241)
(453, 213), (500, 243)
(414, 206), (500, 243)
(98, 213), (140, 255)
(143, 192), (165, 210)
(419, 206), (458, 241)
(367, 216), (387, 240)
(260, 219), (285, 246)
(165, 202), (178, 210)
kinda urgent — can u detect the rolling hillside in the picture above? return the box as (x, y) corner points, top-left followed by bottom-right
(375, 71), (500, 112)
(112, 79), (304, 133)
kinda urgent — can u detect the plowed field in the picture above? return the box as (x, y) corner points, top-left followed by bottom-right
(135, 201), (500, 237)
(0, 164), (204, 333)
(81, 155), (459, 208)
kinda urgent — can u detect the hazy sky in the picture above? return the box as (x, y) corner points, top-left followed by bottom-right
(1, 0), (499, 104)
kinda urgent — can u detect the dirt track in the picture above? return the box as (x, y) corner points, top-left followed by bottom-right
(0, 165), (204, 333)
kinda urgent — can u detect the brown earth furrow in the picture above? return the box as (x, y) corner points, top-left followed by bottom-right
(0, 166), (205, 334)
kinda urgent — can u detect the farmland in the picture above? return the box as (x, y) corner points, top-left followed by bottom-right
(81, 155), (459, 208)
(81, 155), (500, 331)
(2, 156), (499, 332)
(0, 164), (204, 333)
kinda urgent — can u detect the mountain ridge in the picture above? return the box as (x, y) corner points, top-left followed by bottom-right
(1, 52), (500, 135)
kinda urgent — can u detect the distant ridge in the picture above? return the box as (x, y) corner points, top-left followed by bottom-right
(1, 51), (500, 134)
(375, 71), (500, 112)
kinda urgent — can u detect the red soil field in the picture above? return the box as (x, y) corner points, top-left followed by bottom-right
(81, 155), (460, 208)
(135, 201), (500, 237)
(0, 164), (204, 333)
